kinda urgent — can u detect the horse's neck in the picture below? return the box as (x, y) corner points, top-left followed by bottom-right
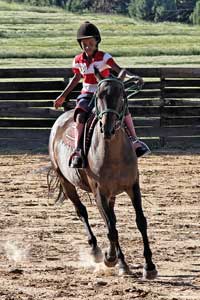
(88, 124), (138, 186)
(89, 125), (131, 166)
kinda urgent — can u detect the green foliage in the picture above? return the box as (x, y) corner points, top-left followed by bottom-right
(128, 0), (177, 22)
(176, 0), (198, 23)
(153, 0), (177, 22)
(2, 0), (200, 24)
(128, 0), (154, 21)
(190, 0), (200, 24)
(68, 0), (131, 14)
(8, 0), (68, 7)
(128, 0), (199, 23)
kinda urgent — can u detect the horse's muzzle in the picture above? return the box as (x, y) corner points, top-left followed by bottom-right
(102, 125), (115, 140)
(100, 118), (116, 140)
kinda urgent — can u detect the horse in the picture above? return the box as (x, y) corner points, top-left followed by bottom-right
(48, 69), (157, 279)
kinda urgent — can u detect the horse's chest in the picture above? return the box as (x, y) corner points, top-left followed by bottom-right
(96, 168), (135, 193)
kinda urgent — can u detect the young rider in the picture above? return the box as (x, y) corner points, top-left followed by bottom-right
(54, 21), (150, 168)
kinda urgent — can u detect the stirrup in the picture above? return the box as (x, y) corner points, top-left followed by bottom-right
(129, 137), (151, 158)
(68, 148), (86, 168)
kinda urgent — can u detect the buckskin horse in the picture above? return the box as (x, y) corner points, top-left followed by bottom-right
(48, 69), (157, 279)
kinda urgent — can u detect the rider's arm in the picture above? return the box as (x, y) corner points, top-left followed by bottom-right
(111, 61), (143, 84)
(54, 73), (82, 109)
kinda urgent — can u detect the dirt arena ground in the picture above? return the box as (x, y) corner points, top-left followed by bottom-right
(0, 153), (199, 300)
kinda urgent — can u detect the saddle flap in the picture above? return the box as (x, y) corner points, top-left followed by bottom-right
(63, 113), (97, 157)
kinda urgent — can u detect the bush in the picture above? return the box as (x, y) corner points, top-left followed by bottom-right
(67, 0), (131, 14)
(153, 0), (177, 22)
(128, 0), (154, 21)
(176, 0), (197, 23)
(190, 0), (200, 24)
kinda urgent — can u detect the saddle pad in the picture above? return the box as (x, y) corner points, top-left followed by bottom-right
(63, 113), (97, 155)
(64, 122), (76, 148)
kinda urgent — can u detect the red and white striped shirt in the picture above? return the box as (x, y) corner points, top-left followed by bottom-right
(72, 51), (115, 94)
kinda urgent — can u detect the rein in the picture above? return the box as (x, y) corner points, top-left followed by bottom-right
(90, 76), (142, 123)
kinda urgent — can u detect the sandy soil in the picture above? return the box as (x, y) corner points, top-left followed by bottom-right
(0, 153), (199, 300)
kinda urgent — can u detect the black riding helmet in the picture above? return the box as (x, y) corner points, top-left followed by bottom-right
(77, 21), (101, 48)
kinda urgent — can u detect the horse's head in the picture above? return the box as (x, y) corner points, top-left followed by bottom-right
(94, 68), (127, 140)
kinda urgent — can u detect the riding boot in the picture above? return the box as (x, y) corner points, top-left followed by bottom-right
(69, 147), (86, 168)
(124, 113), (151, 158)
(129, 137), (151, 158)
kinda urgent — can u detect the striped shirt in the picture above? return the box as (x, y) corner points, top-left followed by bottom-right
(72, 51), (115, 94)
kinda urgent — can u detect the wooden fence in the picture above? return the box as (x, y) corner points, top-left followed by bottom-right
(0, 67), (200, 152)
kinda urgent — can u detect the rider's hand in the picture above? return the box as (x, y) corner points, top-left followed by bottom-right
(54, 95), (65, 109)
(134, 76), (144, 88)
(126, 72), (144, 88)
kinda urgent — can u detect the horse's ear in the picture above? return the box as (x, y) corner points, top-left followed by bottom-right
(94, 66), (103, 82)
(118, 69), (126, 82)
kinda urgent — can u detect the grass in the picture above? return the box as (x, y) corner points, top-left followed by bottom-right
(0, 0), (200, 67)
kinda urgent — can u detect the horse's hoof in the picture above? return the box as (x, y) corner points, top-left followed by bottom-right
(118, 265), (132, 276)
(104, 252), (118, 268)
(91, 246), (103, 263)
(142, 267), (158, 280)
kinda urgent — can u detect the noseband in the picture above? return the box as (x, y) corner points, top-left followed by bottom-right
(93, 78), (128, 124)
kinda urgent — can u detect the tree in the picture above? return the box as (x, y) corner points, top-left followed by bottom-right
(176, 0), (198, 22)
(67, 0), (131, 14)
(114, 0), (131, 14)
(128, 0), (154, 21)
(67, 0), (91, 12)
(128, 0), (177, 22)
(190, 0), (200, 24)
(153, 0), (177, 22)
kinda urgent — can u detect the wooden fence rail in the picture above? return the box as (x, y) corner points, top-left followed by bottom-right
(0, 67), (200, 152)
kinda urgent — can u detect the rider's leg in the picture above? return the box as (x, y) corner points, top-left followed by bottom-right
(124, 113), (137, 138)
(124, 113), (151, 158)
(69, 111), (87, 168)
(75, 113), (85, 149)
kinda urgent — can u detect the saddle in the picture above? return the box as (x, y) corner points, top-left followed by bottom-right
(63, 113), (98, 166)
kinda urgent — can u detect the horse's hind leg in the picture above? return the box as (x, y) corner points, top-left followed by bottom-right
(58, 171), (103, 263)
(127, 182), (157, 279)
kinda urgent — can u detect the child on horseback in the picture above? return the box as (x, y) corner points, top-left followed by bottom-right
(54, 21), (150, 168)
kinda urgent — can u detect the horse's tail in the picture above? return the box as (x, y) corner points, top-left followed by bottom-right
(47, 167), (66, 205)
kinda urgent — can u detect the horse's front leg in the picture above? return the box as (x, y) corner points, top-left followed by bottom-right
(96, 190), (117, 267)
(127, 182), (158, 279)
(96, 190), (130, 274)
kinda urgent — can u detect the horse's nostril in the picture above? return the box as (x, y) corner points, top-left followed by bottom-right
(103, 128), (115, 140)
(99, 121), (104, 133)
(111, 128), (115, 135)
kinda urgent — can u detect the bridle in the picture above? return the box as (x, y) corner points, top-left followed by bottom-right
(93, 77), (128, 125)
